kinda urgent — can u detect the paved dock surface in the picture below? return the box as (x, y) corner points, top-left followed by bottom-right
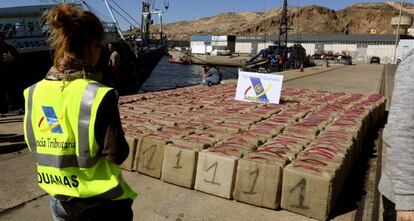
(0, 64), (386, 221)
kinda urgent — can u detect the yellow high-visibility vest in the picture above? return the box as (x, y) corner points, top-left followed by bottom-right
(23, 78), (136, 201)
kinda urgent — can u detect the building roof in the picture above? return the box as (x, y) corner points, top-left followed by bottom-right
(190, 35), (212, 42)
(236, 34), (414, 44)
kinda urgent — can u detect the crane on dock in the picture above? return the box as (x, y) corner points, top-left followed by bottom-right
(243, 0), (306, 73)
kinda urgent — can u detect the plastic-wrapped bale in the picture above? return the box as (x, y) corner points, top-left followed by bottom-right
(296, 146), (348, 205)
(250, 123), (284, 138)
(195, 147), (240, 199)
(178, 121), (209, 131)
(195, 128), (233, 143)
(187, 109), (217, 121)
(224, 115), (262, 127)
(252, 104), (284, 118)
(149, 117), (179, 127)
(160, 115), (192, 126)
(283, 125), (319, 141)
(329, 116), (364, 154)
(211, 122), (246, 134)
(264, 115), (298, 126)
(220, 143), (254, 157)
(160, 104), (192, 115)
(161, 143), (198, 189)
(161, 126), (193, 137)
(200, 115), (227, 125)
(120, 104), (155, 115)
(276, 134), (313, 149)
(137, 131), (178, 178)
(315, 129), (356, 174)
(137, 113), (164, 123)
(262, 136), (309, 154)
(222, 103), (258, 115)
(190, 118), (221, 129)
(225, 134), (261, 150)
(278, 109), (310, 120)
(236, 129), (274, 147)
(255, 146), (297, 162)
(170, 134), (216, 152)
(234, 153), (288, 209)
(281, 159), (339, 221)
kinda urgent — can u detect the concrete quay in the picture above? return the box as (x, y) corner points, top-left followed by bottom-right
(0, 64), (389, 221)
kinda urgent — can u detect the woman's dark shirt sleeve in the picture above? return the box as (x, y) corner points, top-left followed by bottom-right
(94, 90), (129, 165)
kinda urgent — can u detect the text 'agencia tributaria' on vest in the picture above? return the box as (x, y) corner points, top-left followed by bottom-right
(36, 137), (76, 149)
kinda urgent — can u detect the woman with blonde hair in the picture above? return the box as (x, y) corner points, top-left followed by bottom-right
(23, 4), (136, 220)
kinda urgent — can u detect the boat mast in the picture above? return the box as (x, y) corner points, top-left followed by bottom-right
(152, 8), (164, 41)
(103, 0), (125, 40)
(141, 1), (151, 44)
(278, 0), (289, 48)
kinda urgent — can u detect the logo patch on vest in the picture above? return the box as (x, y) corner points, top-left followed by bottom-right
(38, 106), (64, 134)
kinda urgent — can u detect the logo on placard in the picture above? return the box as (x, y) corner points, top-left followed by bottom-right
(244, 77), (272, 102)
(38, 106), (64, 134)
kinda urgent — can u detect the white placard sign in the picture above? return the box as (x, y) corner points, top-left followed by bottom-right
(235, 70), (283, 104)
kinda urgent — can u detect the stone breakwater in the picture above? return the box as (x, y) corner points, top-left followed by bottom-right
(118, 83), (385, 221)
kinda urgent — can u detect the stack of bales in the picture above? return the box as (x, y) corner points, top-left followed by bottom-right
(118, 84), (385, 220)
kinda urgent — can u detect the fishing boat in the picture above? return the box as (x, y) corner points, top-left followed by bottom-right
(0, 1), (167, 95)
(168, 47), (192, 64)
(0, 4), (58, 88)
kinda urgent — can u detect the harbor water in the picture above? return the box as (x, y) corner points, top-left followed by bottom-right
(139, 56), (239, 92)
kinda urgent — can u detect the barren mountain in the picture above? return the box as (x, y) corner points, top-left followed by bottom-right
(157, 2), (414, 41)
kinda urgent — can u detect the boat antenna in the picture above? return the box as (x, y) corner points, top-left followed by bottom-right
(103, 0), (125, 40)
(164, 0), (169, 11)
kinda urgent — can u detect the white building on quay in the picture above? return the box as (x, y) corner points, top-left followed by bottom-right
(234, 34), (414, 64)
(189, 34), (414, 64)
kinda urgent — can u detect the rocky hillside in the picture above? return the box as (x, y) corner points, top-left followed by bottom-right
(156, 2), (414, 40)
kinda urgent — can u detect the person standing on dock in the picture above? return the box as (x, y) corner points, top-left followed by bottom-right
(0, 31), (19, 116)
(23, 5), (136, 220)
(106, 42), (121, 87)
(201, 64), (221, 86)
(379, 50), (414, 221)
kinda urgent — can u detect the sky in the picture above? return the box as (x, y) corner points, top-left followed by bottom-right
(1, 0), (414, 30)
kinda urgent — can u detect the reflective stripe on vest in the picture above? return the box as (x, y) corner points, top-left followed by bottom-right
(26, 82), (101, 168)
(54, 175), (125, 201)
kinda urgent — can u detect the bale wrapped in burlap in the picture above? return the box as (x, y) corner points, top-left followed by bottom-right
(195, 149), (240, 199)
(170, 134), (216, 152)
(281, 160), (340, 221)
(211, 122), (244, 134)
(234, 153), (287, 209)
(225, 134), (261, 149)
(120, 135), (138, 171)
(137, 131), (177, 178)
(161, 143), (198, 189)
(250, 123), (284, 137)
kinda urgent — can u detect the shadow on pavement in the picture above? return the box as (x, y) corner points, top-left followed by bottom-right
(0, 134), (26, 154)
(0, 118), (23, 124)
